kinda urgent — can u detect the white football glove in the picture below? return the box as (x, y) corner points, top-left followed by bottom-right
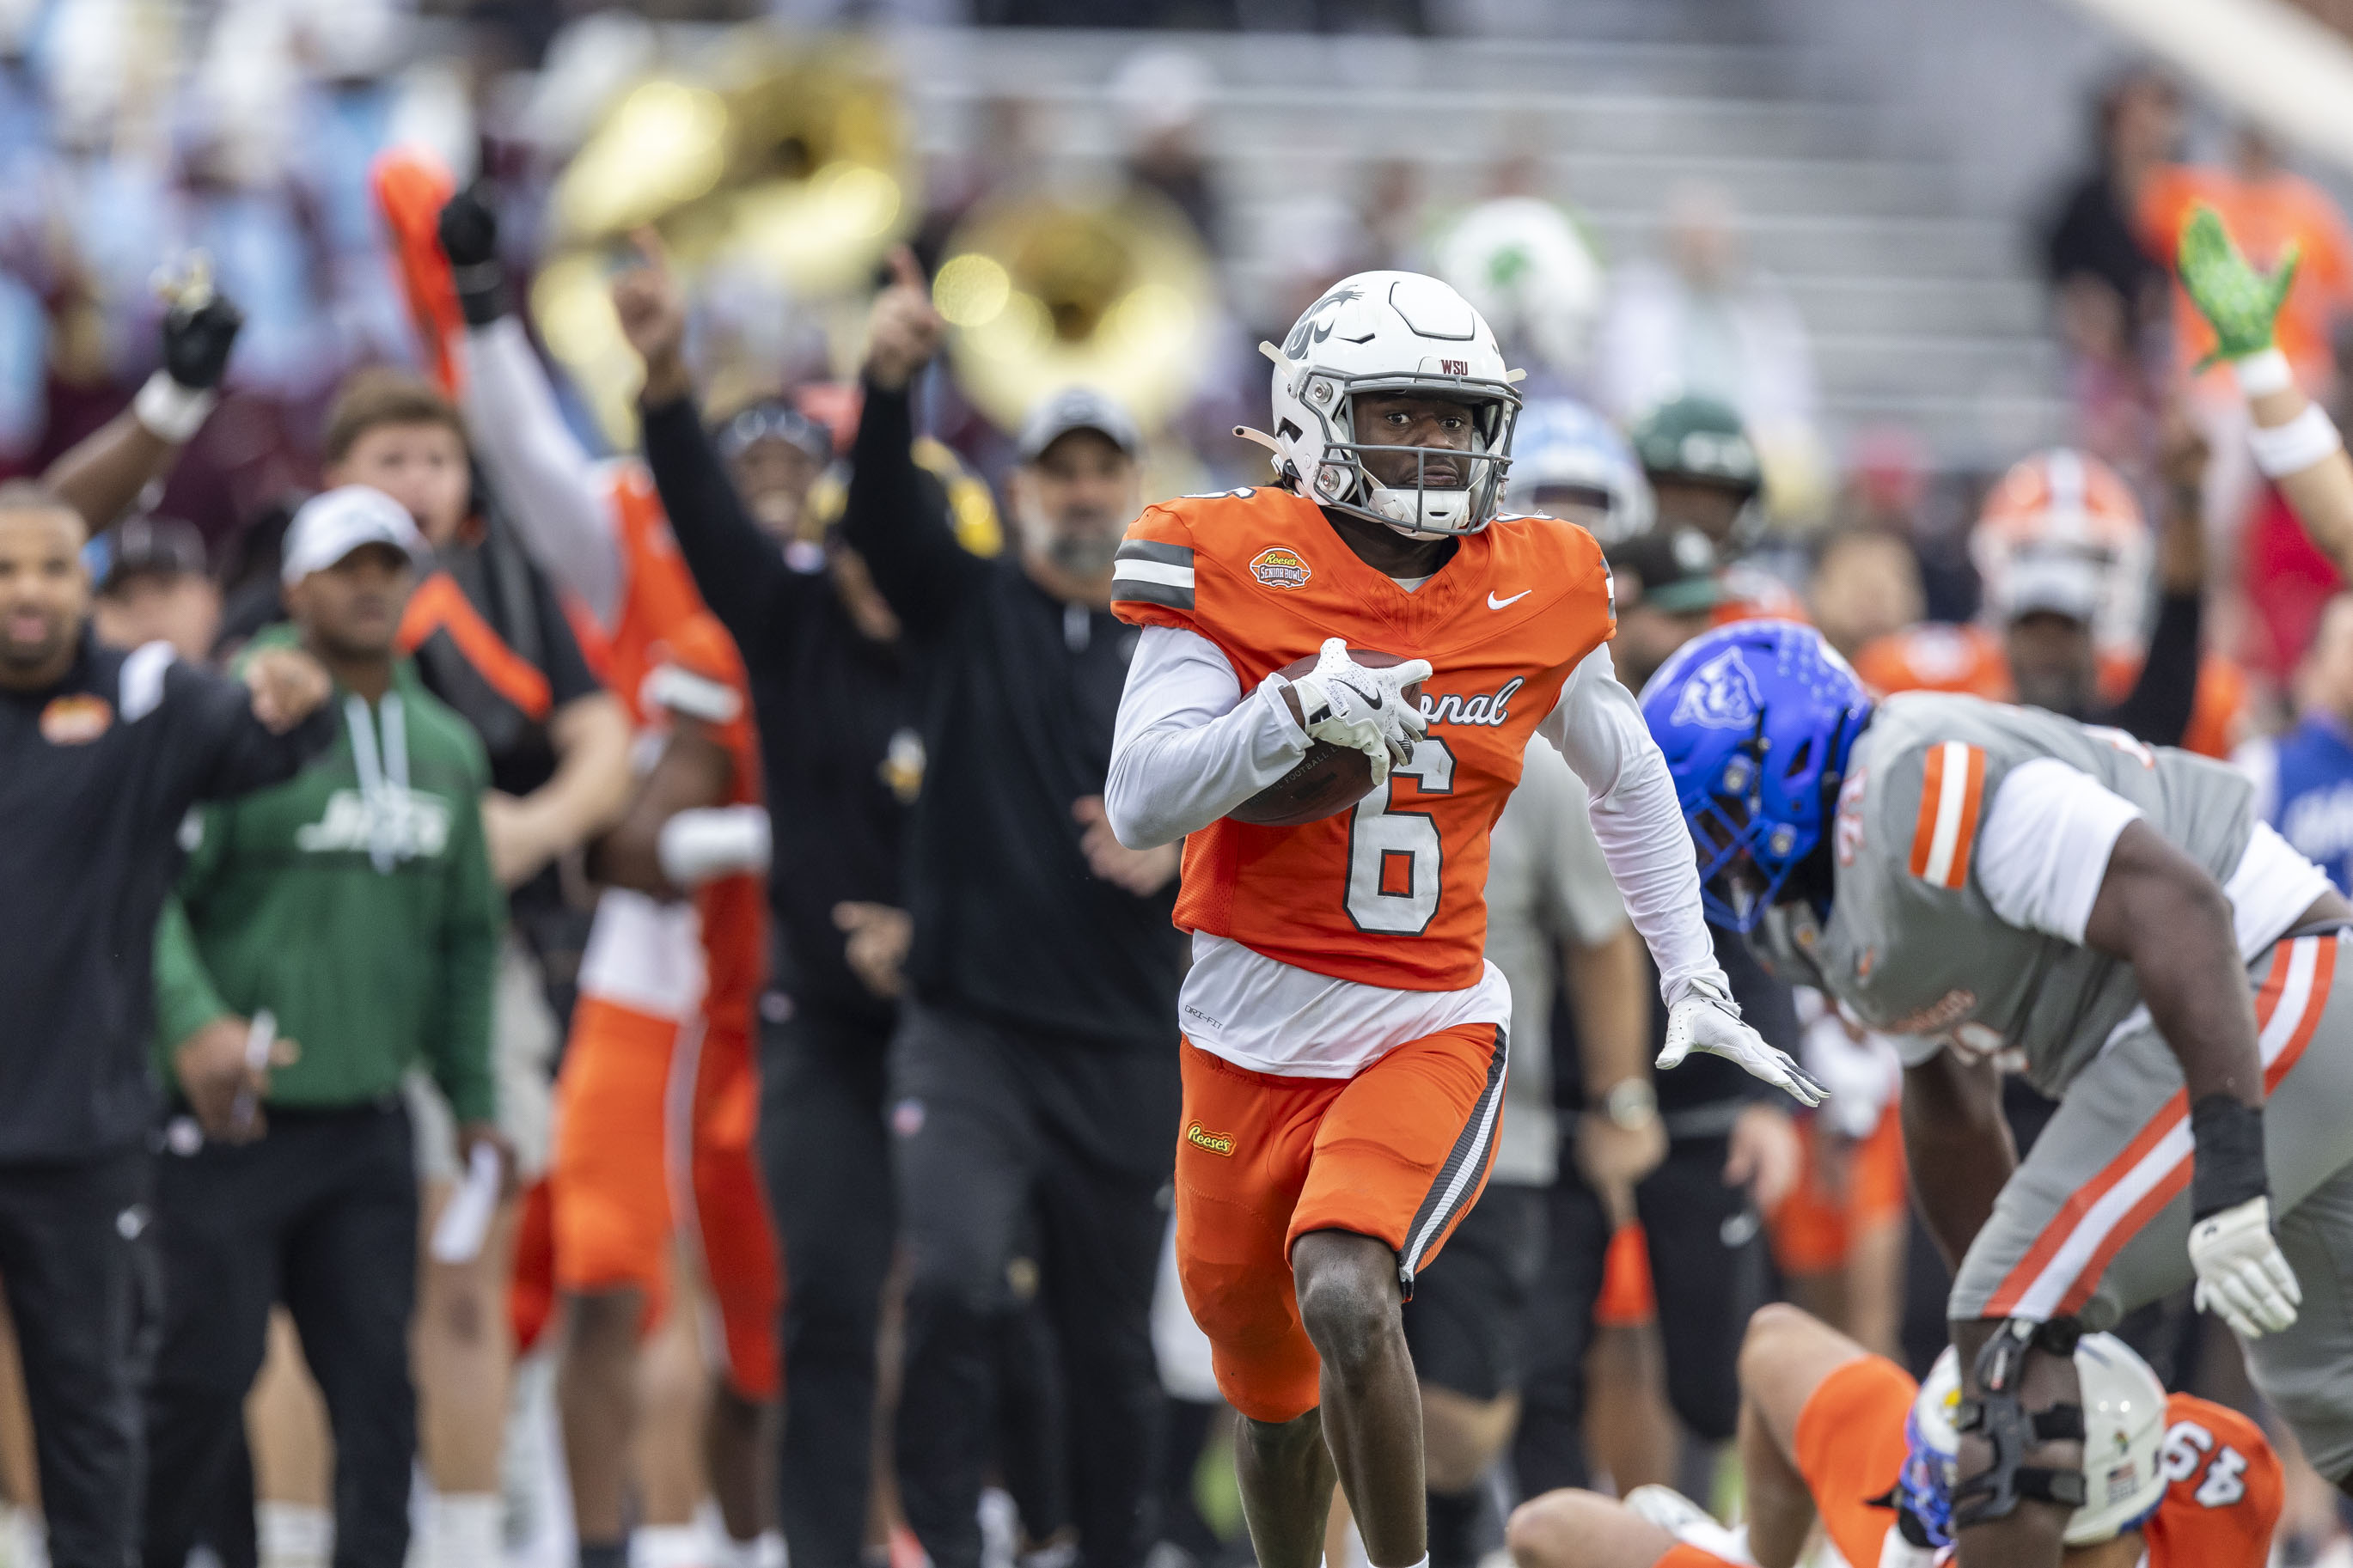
(1285, 638), (1433, 788)
(1659, 975), (1829, 1107)
(2189, 1194), (2301, 1338)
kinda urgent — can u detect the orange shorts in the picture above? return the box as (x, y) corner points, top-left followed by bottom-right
(1791, 1353), (1918, 1568)
(1657, 1547), (1739, 1568)
(1173, 1025), (1507, 1425)
(1592, 1221), (1658, 1329)
(544, 999), (781, 1399)
(1769, 1110), (1908, 1276)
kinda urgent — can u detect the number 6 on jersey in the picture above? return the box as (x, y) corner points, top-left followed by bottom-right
(1346, 738), (1454, 932)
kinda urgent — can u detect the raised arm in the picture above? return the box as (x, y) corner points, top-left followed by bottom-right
(608, 232), (803, 648)
(2177, 203), (2353, 570)
(46, 278), (243, 531)
(840, 247), (988, 631)
(2104, 412), (2207, 748)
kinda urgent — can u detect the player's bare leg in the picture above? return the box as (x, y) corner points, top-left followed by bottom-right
(1237, 1407), (1336, 1568)
(1733, 1303), (1867, 1568)
(415, 1192), (520, 1566)
(704, 1384), (769, 1544)
(1503, 1489), (1676, 1568)
(1293, 1229), (1426, 1565)
(560, 1287), (645, 1547)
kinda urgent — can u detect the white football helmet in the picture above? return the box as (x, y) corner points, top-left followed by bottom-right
(1901, 1333), (2170, 1548)
(1504, 397), (1653, 543)
(1256, 271), (1523, 538)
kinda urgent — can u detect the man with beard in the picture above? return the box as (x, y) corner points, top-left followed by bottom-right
(846, 247), (1188, 1568)
(0, 479), (331, 1568)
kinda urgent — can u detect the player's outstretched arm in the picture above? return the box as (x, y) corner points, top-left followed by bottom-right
(1540, 646), (1825, 1105)
(2177, 203), (2353, 572)
(1103, 626), (1316, 848)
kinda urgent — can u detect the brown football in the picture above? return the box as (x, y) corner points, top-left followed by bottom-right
(1227, 650), (1423, 827)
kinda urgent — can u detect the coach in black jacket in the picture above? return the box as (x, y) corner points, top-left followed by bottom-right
(0, 481), (331, 1568)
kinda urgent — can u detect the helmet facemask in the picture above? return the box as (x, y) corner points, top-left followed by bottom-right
(1291, 369), (1520, 538)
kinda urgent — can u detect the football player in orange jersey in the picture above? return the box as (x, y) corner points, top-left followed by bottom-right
(1103, 272), (1824, 1568)
(1503, 1302), (2281, 1568)
(434, 192), (782, 1568)
(1853, 437), (2243, 758)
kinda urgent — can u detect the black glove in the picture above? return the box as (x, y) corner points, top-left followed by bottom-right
(161, 290), (243, 392)
(437, 184), (508, 327)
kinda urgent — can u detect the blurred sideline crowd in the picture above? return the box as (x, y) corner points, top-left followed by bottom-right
(10, 5), (2353, 1568)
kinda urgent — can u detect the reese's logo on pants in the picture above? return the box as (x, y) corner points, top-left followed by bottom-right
(1185, 1121), (1236, 1157)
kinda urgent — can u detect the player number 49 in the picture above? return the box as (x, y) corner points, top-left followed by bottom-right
(2160, 1420), (2248, 1509)
(1344, 738), (1454, 935)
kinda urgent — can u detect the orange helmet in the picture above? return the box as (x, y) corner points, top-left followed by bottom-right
(1971, 448), (2151, 652)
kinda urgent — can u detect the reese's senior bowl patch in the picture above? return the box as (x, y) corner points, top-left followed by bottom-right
(1185, 1121), (1237, 1157)
(40, 693), (113, 744)
(1249, 546), (1312, 591)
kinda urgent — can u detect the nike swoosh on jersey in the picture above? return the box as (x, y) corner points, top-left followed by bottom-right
(1487, 589), (1532, 610)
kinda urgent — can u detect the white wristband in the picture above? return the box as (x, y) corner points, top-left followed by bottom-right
(657, 804), (772, 888)
(2234, 347), (2295, 399)
(2248, 403), (2344, 479)
(133, 371), (217, 443)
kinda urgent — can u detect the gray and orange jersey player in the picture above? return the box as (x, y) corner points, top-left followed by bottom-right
(1642, 618), (2353, 1562)
(1505, 1303), (2281, 1568)
(1101, 268), (1821, 1568)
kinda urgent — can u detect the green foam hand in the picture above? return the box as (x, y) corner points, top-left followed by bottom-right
(2178, 204), (2300, 369)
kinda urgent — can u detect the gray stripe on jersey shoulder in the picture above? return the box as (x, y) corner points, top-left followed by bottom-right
(1115, 539), (1195, 568)
(120, 640), (176, 723)
(1111, 575), (1195, 612)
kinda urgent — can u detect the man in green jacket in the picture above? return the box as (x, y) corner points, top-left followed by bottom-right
(143, 485), (505, 1568)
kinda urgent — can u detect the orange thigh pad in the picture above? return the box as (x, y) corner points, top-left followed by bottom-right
(551, 997), (681, 1296)
(1792, 1354), (1919, 1568)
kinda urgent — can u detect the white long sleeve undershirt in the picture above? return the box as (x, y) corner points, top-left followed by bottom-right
(1103, 625), (1727, 1010)
(459, 317), (626, 630)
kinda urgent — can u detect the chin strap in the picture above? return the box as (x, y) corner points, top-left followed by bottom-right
(1949, 1318), (2089, 1530)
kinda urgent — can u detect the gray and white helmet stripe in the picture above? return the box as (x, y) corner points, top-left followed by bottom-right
(1260, 271), (1523, 539)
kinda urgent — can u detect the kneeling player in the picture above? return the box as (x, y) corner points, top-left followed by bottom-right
(1507, 1302), (2280, 1568)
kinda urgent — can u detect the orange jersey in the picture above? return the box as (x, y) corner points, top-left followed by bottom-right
(588, 465), (767, 1028)
(1770, 1358), (2277, 1568)
(2143, 1394), (2283, 1567)
(1853, 622), (2245, 760)
(1113, 487), (1614, 991)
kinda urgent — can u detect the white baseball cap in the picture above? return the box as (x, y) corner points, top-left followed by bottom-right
(280, 485), (431, 587)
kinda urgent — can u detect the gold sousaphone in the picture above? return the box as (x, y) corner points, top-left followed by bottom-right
(930, 180), (1219, 438)
(531, 29), (914, 444)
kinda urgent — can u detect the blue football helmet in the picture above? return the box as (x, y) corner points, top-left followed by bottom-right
(1639, 621), (1872, 931)
(1503, 397), (1653, 544)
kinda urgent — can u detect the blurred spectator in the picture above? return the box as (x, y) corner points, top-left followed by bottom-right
(1597, 183), (1821, 496)
(144, 485), (501, 1568)
(1111, 47), (1223, 250)
(849, 256), (1183, 1568)
(315, 369), (632, 1568)
(1806, 528), (1923, 661)
(89, 515), (220, 659)
(2044, 68), (2181, 461)
(0, 479), (331, 1568)
(613, 246), (923, 1568)
(2244, 590), (2353, 892)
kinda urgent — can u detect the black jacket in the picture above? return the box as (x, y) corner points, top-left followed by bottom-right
(843, 381), (1183, 1050)
(0, 630), (333, 1161)
(642, 396), (913, 1029)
